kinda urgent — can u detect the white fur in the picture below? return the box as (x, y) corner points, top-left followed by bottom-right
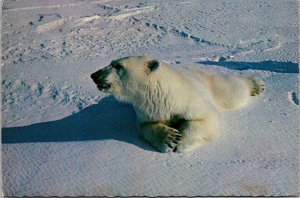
(92, 56), (264, 153)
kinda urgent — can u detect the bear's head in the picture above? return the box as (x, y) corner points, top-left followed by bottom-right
(91, 56), (161, 101)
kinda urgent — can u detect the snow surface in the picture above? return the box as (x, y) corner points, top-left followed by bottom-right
(1, 0), (299, 196)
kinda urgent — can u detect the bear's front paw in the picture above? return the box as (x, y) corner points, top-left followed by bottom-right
(161, 128), (182, 153)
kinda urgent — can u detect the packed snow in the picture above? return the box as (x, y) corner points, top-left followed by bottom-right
(1, 0), (299, 196)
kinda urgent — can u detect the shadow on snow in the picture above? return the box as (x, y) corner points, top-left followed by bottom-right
(2, 96), (153, 151)
(197, 60), (299, 73)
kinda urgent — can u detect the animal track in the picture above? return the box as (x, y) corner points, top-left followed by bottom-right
(144, 22), (228, 47)
(233, 35), (282, 56)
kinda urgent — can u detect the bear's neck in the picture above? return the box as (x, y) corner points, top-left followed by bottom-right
(127, 81), (177, 122)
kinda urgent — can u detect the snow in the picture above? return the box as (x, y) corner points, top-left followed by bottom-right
(1, 0), (299, 196)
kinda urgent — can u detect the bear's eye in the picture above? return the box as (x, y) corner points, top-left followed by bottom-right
(112, 63), (123, 71)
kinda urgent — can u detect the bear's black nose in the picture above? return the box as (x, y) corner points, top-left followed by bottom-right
(91, 73), (98, 83)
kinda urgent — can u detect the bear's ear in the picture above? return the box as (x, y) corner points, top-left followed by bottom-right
(147, 60), (160, 72)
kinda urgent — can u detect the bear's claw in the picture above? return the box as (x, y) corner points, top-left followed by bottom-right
(250, 79), (265, 96)
(165, 128), (182, 152)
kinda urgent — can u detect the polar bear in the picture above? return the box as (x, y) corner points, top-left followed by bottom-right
(91, 56), (264, 153)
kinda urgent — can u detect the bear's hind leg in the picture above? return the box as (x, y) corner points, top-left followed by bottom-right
(140, 122), (182, 153)
(176, 117), (218, 153)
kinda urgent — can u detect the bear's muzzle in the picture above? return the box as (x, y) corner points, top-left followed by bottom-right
(91, 67), (112, 92)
